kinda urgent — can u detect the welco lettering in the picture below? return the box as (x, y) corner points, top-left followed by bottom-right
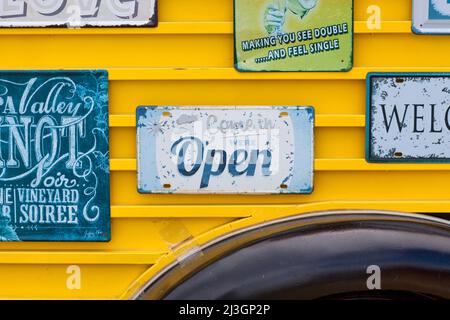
(379, 103), (450, 133)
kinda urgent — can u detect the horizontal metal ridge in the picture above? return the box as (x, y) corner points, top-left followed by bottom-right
(0, 67), (442, 80)
(0, 251), (164, 264)
(109, 114), (366, 128)
(105, 67), (450, 80)
(111, 205), (252, 218)
(110, 202), (450, 218)
(0, 21), (411, 36)
(110, 159), (450, 172)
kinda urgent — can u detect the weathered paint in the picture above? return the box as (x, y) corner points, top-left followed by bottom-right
(234, 0), (353, 72)
(367, 73), (450, 162)
(0, 0), (157, 28)
(0, 70), (110, 241)
(412, 0), (450, 34)
(137, 106), (314, 194)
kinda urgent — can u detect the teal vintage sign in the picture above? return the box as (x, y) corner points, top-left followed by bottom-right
(0, 70), (110, 241)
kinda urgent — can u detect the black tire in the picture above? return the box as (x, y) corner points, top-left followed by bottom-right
(136, 211), (450, 300)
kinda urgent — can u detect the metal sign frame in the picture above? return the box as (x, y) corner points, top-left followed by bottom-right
(0, 70), (111, 241)
(412, 0), (450, 34)
(366, 72), (450, 163)
(233, 0), (354, 72)
(136, 106), (314, 195)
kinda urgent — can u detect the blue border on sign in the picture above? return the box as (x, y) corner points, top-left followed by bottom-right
(287, 106), (314, 194)
(412, 0), (450, 35)
(136, 106), (314, 194)
(0, 69), (111, 242)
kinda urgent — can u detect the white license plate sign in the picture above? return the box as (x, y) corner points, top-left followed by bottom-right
(413, 0), (450, 34)
(137, 106), (314, 194)
(367, 73), (450, 162)
(0, 0), (157, 28)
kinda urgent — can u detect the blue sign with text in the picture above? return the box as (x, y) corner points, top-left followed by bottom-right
(0, 70), (110, 241)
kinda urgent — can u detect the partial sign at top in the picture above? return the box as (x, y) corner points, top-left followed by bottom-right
(0, 0), (157, 28)
(413, 0), (450, 34)
(234, 0), (353, 72)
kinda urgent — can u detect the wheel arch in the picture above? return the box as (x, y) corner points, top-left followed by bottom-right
(132, 210), (450, 300)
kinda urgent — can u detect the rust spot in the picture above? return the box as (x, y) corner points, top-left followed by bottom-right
(163, 184), (172, 188)
(395, 78), (404, 84)
(279, 112), (289, 117)
(394, 152), (403, 158)
(280, 184), (288, 189)
(162, 112), (171, 117)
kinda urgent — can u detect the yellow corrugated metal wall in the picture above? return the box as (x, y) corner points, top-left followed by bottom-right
(0, 0), (448, 299)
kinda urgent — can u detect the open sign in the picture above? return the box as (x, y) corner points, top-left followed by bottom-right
(137, 106), (314, 194)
